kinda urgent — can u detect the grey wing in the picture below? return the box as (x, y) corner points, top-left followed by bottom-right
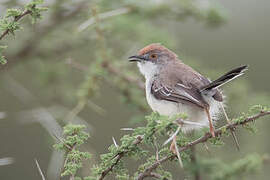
(151, 79), (207, 109)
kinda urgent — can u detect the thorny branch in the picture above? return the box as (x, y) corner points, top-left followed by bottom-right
(66, 57), (147, 112)
(0, 10), (32, 41)
(95, 110), (270, 180)
(0, 2), (86, 70)
(65, 5), (146, 122)
(99, 135), (143, 180)
(65, 55), (270, 179)
(136, 110), (270, 180)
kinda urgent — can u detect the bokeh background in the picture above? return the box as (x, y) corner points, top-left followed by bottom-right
(0, 0), (269, 179)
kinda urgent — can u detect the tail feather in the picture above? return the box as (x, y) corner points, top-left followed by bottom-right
(201, 65), (248, 92)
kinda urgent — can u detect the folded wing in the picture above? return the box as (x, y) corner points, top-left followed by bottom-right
(151, 61), (223, 108)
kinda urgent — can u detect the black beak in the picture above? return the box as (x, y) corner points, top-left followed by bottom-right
(128, 55), (144, 62)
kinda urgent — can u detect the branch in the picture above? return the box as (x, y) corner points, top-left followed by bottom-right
(66, 59), (144, 90)
(99, 135), (143, 180)
(149, 172), (168, 179)
(0, 10), (32, 41)
(102, 62), (145, 90)
(77, 7), (132, 32)
(66, 59), (147, 112)
(1, 2), (86, 70)
(137, 110), (270, 180)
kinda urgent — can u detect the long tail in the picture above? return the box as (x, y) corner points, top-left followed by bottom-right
(201, 65), (248, 92)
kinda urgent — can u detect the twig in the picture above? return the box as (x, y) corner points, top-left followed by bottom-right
(112, 137), (119, 147)
(136, 155), (173, 180)
(103, 62), (145, 90)
(99, 135), (143, 180)
(220, 103), (240, 151)
(0, 10), (32, 41)
(78, 7), (131, 32)
(136, 110), (270, 180)
(35, 159), (46, 180)
(70, 175), (75, 180)
(1, 2), (86, 70)
(149, 172), (168, 179)
(66, 58), (144, 90)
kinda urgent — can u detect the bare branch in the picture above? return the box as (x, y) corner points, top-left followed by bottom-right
(78, 7), (131, 32)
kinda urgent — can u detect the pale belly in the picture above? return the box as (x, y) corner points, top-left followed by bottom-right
(145, 79), (221, 132)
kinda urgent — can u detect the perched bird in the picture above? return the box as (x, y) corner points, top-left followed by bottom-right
(128, 43), (248, 138)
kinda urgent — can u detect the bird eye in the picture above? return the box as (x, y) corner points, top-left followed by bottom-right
(150, 54), (158, 59)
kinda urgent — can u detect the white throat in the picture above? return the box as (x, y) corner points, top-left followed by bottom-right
(137, 62), (159, 80)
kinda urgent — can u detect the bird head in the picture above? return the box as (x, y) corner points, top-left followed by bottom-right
(128, 43), (178, 79)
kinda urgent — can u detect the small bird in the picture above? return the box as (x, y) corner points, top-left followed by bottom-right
(128, 43), (248, 138)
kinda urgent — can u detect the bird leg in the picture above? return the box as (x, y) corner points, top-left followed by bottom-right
(205, 106), (215, 137)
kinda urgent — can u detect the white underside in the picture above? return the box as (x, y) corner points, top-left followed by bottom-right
(138, 62), (222, 132)
(146, 78), (222, 132)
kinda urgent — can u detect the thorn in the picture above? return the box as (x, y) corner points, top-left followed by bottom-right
(52, 133), (72, 150)
(203, 143), (211, 154)
(170, 136), (183, 168)
(230, 130), (240, 151)
(154, 141), (159, 161)
(221, 103), (240, 151)
(35, 159), (46, 180)
(176, 118), (207, 127)
(112, 137), (118, 147)
(120, 128), (134, 131)
(163, 127), (180, 146)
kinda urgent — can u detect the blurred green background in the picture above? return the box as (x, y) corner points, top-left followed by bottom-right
(0, 0), (269, 179)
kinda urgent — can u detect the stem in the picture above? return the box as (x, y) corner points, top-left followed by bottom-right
(0, 10), (32, 41)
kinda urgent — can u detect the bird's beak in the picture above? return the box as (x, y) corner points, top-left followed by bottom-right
(128, 55), (144, 62)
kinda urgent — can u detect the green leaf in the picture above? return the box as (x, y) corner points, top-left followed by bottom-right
(0, 55), (7, 65)
(0, 46), (7, 65)
(6, 9), (22, 18)
(0, 46), (7, 52)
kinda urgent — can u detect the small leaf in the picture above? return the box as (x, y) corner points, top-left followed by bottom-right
(0, 55), (7, 65)
(6, 9), (22, 18)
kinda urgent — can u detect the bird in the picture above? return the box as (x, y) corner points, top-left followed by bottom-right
(128, 43), (248, 139)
